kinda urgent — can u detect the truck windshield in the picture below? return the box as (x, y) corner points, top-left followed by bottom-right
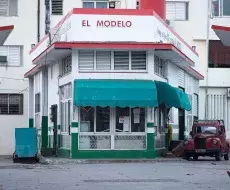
(194, 126), (217, 134)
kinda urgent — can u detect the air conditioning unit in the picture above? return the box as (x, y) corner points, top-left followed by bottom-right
(109, 0), (121, 9)
(227, 88), (230, 98)
(109, 1), (116, 8)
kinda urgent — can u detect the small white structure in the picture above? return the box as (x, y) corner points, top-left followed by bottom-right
(24, 8), (203, 158)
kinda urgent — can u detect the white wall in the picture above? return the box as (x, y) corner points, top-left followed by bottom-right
(167, 62), (199, 133)
(0, 0), (46, 155)
(47, 63), (60, 127)
(199, 87), (230, 138)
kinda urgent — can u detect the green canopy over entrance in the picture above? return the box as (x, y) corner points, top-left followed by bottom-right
(155, 81), (191, 111)
(74, 79), (158, 108)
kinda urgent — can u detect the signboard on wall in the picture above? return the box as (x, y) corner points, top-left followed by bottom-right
(30, 13), (199, 66)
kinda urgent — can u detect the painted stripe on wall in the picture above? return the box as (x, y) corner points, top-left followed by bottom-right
(41, 116), (48, 148)
(71, 127), (78, 133)
(147, 128), (155, 133)
(29, 118), (34, 128)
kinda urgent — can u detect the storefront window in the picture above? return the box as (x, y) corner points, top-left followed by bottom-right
(116, 107), (145, 133)
(80, 107), (110, 132)
(80, 107), (95, 132)
(131, 108), (145, 132)
(79, 107), (146, 150)
(116, 107), (130, 132)
(96, 107), (110, 132)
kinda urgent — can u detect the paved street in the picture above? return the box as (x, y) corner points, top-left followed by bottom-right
(0, 158), (229, 190)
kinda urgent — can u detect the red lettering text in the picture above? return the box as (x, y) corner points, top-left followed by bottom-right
(96, 20), (132, 28)
(82, 20), (90, 27)
(96, 20), (104, 27)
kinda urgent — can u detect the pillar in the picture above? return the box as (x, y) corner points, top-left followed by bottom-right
(41, 68), (49, 149)
(71, 106), (79, 158)
(139, 0), (166, 21)
(29, 77), (34, 128)
(146, 108), (155, 158)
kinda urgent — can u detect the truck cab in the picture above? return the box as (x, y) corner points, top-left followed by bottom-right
(184, 120), (229, 161)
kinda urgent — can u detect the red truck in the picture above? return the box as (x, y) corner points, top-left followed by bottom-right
(184, 120), (229, 161)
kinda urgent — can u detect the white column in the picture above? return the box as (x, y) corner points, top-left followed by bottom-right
(227, 97), (230, 131)
(42, 68), (48, 116)
(224, 95), (228, 129)
(29, 77), (34, 119)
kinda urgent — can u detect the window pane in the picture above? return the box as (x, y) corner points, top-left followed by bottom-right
(114, 51), (129, 70)
(166, 2), (187, 20)
(96, 51), (111, 70)
(61, 102), (65, 131)
(35, 93), (40, 113)
(96, 107), (110, 132)
(8, 46), (21, 66)
(0, 0), (8, 16)
(116, 107), (130, 132)
(154, 55), (165, 77)
(212, 0), (220, 16)
(131, 108), (145, 132)
(78, 50), (94, 70)
(9, 94), (23, 114)
(175, 2), (186, 20)
(96, 2), (108, 8)
(223, 0), (230, 16)
(9, 0), (18, 16)
(61, 54), (72, 76)
(52, 0), (63, 15)
(166, 2), (176, 20)
(80, 107), (94, 132)
(65, 102), (68, 132)
(83, 2), (94, 8)
(68, 101), (71, 133)
(0, 94), (8, 114)
(131, 51), (146, 70)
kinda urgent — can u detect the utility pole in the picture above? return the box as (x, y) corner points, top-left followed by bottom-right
(204, 0), (211, 119)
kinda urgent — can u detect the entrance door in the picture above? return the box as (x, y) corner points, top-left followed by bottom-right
(51, 104), (58, 156)
(178, 108), (185, 140)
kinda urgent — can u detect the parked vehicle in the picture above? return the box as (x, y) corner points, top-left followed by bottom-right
(184, 120), (229, 161)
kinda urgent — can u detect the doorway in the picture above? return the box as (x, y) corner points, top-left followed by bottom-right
(178, 108), (185, 140)
(51, 104), (58, 156)
(178, 86), (185, 140)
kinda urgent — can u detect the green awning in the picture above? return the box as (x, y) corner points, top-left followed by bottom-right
(74, 79), (158, 108)
(175, 88), (192, 111)
(155, 81), (191, 111)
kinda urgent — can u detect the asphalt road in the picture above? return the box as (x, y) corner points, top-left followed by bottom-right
(0, 158), (229, 190)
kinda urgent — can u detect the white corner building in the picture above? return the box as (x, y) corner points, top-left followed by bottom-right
(24, 0), (203, 159)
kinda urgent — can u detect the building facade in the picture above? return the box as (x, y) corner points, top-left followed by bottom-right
(24, 6), (203, 159)
(165, 0), (230, 139)
(0, 0), (45, 155)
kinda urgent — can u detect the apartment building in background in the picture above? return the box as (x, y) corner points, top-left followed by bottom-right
(164, 0), (230, 138)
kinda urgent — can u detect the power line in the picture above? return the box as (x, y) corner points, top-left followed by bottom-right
(19, 87), (28, 94)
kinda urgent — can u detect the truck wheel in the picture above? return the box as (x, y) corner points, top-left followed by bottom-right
(184, 153), (190, 161)
(193, 155), (198, 161)
(215, 152), (221, 161)
(224, 152), (229, 161)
